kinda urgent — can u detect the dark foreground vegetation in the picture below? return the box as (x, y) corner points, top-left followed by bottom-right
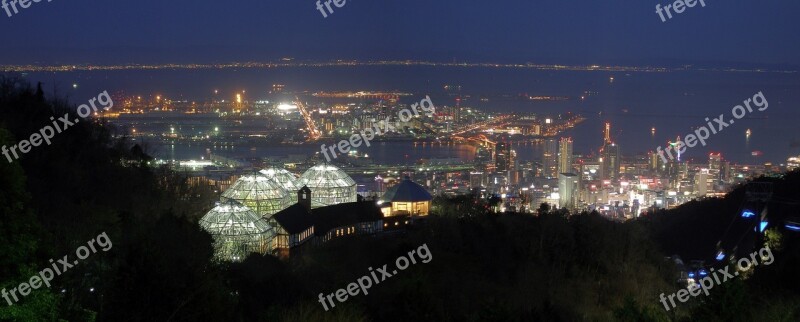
(1, 78), (798, 321)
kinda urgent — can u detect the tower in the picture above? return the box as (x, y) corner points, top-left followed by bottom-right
(709, 153), (722, 180)
(495, 141), (511, 173)
(542, 138), (558, 178)
(558, 173), (579, 210)
(601, 142), (620, 181)
(558, 137), (574, 174)
(298, 185), (312, 211)
(454, 97), (461, 123)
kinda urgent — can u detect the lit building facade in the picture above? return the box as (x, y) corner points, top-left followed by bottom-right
(558, 173), (579, 210)
(559, 137), (574, 174)
(379, 177), (433, 217)
(602, 142), (621, 181)
(495, 142), (512, 173)
(542, 138), (558, 178)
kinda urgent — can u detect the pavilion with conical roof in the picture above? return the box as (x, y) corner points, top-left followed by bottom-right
(378, 177), (433, 217)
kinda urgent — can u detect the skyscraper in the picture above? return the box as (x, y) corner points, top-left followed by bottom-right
(542, 138), (558, 178)
(649, 150), (663, 173)
(495, 142), (511, 173)
(558, 137), (574, 174)
(470, 171), (485, 188)
(708, 153), (722, 192)
(454, 97), (461, 123)
(695, 169), (709, 196)
(558, 172), (579, 210)
(601, 142), (620, 181)
(709, 153), (722, 180)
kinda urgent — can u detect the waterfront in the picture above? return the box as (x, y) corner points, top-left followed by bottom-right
(22, 66), (800, 163)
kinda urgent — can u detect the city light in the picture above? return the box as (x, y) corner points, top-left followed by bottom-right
(1, 2), (795, 319)
(785, 224), (800, 232)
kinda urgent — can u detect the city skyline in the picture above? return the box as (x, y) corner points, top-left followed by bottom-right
(1, 1), (799, 320)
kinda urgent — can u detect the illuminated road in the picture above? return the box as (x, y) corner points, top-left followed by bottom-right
(295, 97), (321, 141)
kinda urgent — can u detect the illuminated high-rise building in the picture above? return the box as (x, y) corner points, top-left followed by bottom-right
(470, 171), (485, 188)
(601, 142), (620, 181)
(709, 153), (722, 180)
(495, 142), (512, 173)
(604, 122), (612, 146)
(454, 97), (462, 123)
(649, 150), (664, 173)
(721, 160), (731, 183)
(558, 173), (579, 210)
(695, 169), (710, 196)
(558, 137), (574, 174)
(707, 153), (723, 192)
(542, 138), (558, 178)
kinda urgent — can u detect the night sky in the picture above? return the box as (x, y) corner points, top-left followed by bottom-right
(1, 0), (798, 65)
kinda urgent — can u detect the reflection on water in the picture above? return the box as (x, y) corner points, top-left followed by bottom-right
(151, 140), (481, 165)
(30, 66), (800, 163)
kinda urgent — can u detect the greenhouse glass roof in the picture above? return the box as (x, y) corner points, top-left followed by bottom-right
(199, 200), (272, 236)
(220, 173), (293, 217)
(259, 167), (300, 192)
(299, 164), (356, 189)
(299, 163), (358, 208)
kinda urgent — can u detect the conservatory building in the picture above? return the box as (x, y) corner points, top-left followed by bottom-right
(199, 200), (274, 262)
(221, 173), (293, 219)
(259, 167), (301, 192)
(298, 163), (357, 208)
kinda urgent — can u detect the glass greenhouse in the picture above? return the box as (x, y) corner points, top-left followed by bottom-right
(221, 173), (292, 219)
(199, 200), (274, 262)
(259, 167), (301, 192)
(299, 163), (358, 208)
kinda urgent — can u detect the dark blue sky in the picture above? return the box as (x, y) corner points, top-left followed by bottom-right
(1, 0), (798, 66)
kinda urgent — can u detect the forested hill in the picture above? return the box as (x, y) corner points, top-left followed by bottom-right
(0, 78), (226, 320)
(642, 171), (800, 261)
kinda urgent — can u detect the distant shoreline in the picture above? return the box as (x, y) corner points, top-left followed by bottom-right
(2, 60), (796, 74)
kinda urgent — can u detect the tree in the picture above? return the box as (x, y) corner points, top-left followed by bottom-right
(0, 127), (59, 321)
